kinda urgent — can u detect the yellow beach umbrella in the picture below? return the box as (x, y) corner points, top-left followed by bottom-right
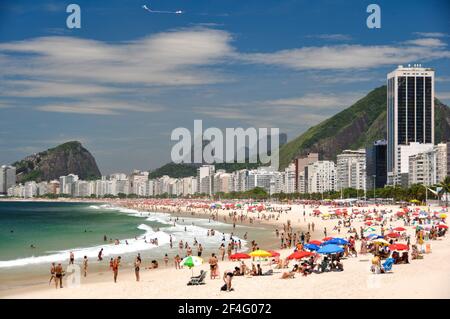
(372, 239), (390, 245)
(249, 249), (272, 258)
(439, 213), (447, 218)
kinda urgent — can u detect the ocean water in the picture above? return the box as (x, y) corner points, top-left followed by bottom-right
(0, 201), (249, 269)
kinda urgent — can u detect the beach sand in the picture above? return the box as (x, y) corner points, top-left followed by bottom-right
(1, 202), (449, 299)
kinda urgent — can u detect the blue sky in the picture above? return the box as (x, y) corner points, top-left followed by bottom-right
(0, 0), (449, 174)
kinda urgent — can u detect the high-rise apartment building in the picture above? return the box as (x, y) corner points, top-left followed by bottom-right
(336, 149), (366, 191)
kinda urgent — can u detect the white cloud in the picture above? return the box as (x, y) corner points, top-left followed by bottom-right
(264, 93), (362, 109)
(0, 28), (234, 86)
(239, 43), (450, 70)
(0, 28), (235, 114)
(404, 38), (447, 47)
(413, 32), (448, 38)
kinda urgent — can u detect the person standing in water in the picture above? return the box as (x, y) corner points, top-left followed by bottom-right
(49, 262), (56, 285)
(112, 256), (121, 283)
(55, 263), (63, 289)
(69, 251), (74, 265)
(134, 255), (141, 282)
(98, 248), (103, 261)
(83, 256), (88, 277)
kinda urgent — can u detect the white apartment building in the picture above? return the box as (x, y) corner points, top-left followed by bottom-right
(408, 143), (448, 186)
(59, 174), (79, 195)
(336, 149), (366, 191)
(197, 165), (215, 195)
(396, 142), (434, 186)
(306, 161), (336, 193)
(284, 163), (296, 194)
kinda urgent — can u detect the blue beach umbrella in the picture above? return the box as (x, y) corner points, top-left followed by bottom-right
(323, 238), (348, 246)
(304, 243), (320, 251)
(317, 244), (344, 254)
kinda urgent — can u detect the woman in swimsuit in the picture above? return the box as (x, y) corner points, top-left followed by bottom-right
(134, 257), (141, 281)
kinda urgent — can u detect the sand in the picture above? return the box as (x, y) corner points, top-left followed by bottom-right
(1, 202), (449, 299)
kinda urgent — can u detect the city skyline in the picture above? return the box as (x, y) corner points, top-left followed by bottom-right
(0, 0), (450, 174)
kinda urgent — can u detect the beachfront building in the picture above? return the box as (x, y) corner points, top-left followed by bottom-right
(130, 171), (149, 195)
(284, 163), (296, 194)
(47, 180), (60, 194)
(232, 169), (248, 193)
(408, 143), (448, 186)
(59, 174), (79, 195)
(247, 167), (279, 193)
(396, 142), (434, 187)
(213, 171), (233, 194)
(74, 180), (94, 197)
(387, 65), (435, 185)
(366, 140), (387, 189)
(197, 165), (215, 195)
(24, 181), (38, 198)
(293, 153), (319, 192)
(435, 143), (448, 183)
(336, 149), (366, 191)
(7, 184), (25, 197)
(0, 165), (16, 195)
(305, 161), (336, 194)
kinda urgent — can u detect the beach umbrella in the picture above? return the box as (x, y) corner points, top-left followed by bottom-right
(393, 227), (406, 232)
(322, 236), (333, 241)
(386, 232), (400, 238)
(304, 243), (320, 251)
(365, 233), (378, 240)
(249, 250), (272, 258)
(268, 250), (280, 257)
(288, 251), (314, 260)
(181, 256), (203, 275)
(437, 224), (448, 229)
(439, 213), (447, 219)
(230, 253), (250, 260)
(324, 238), (348, 246)
(389, 244), (408, 251)
(317, 244), (344, 255)
(181, 256), (203, 268)
(372, 239), (390, 245)
(364, 227), (377, 232)
(309, 240), (322, 246)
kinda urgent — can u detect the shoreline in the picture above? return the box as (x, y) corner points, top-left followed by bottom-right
(0, 199), (279, 295)
(1, 199), (449, 299)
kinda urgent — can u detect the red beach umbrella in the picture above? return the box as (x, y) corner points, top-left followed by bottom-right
(437, 224), (448, 229)
(287, 251), (314, 260)
(268, 250), (280, 257)
(389, 244), (408, 251)
(322, 236), (333, 241)
(309, 240), (322, 246)
(386, 232), (400, 238)
(230, 253), (250, 260)
(393, 227), (406, 231)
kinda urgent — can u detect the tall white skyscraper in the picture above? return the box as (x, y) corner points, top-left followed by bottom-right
(0, 165), (16, 194)
(387, 65), (435, 185)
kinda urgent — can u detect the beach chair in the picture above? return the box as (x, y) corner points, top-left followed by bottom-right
(187, 270), (207, 285)
(381, 258), (394, 273)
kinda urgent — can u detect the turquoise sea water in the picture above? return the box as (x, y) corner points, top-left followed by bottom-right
(0, 201), (252, 269)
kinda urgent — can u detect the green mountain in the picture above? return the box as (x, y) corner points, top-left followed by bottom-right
(13, 141), (101, 183)
(278, 85), (450, 169)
